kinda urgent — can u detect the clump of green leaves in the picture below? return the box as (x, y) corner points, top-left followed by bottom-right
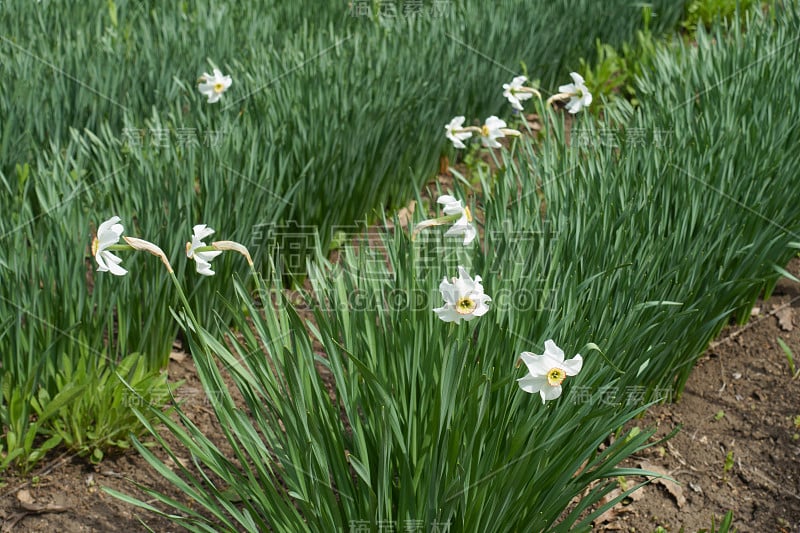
(578, 6), (662, 112)
(45, 353), (175, 464)
(682, 0), (756, 33)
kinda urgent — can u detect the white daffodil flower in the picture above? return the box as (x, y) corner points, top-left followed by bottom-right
(186, 224), (223, 276)
(503, 75), (537, 111)
(198, 68), (232, 104)
(438, 195), (477, 245)
(480, 116), (521, 148)
(517, 340), (583, 403)
(433, 266), (491, 323)
(445, 116), (473, 149)
(557, 72), (592, 114)
(92, 216), (127, 276)
(411, 194), (477, 245)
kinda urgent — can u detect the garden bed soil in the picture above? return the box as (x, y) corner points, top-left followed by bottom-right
(604, 267), (800, 532)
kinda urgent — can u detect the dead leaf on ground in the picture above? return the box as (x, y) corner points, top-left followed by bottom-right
(169, 351), (187, 363)
(15, 489), (69, 514)
(594, 483), (646, 525)
(638, 460), (686, 508)
(15, 490), (34, 506)
(17, 500), (69, 513)
(776, 306), (794, 331)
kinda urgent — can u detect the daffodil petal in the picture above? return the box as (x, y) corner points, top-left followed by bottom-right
(543, 340), (565, 363)
(562, 355), (583, 376)
(517, 374), (546, 394)
(520, 352), (551, 376)
(99, 251), (127, 276)
(541, 385), (563, 403)
(433, 305), (461, 323)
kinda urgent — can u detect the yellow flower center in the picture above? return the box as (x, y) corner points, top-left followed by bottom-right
(455, 296), (476, 315)
(546, 367), (566, 387)
(185, 241), (193, 258)
(481, 125), (490, 137)
(214, 82), (226, 94)
(464, 206), (473, 223)
(91, 236), (99, 256)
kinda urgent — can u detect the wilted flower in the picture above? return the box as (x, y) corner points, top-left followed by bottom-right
(411, 194), (477, 245)
(517, 340), (583, 403)
(124, 236), (173, 273)
(555, 72), (592, 114)
(198, 68), (232, 104)
(212, 240), (253, 266)
(186, 224), (223, 276)
(433, 266), (491, 323)
(445, 116), (473, 149)
(92, 216), (127, 276)
(502, 75), (540, 111)
(480, 116), (520, 148)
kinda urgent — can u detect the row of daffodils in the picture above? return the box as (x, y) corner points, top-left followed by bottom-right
(92, 69), (590, 404)
(434, 72), (590, 400)
(445, 72), (591, 149)
(92, 217), (252, 276)
(93, 209), (581, 404)
(412, 195), (583, 403)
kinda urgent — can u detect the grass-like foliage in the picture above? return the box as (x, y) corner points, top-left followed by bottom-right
(107, 242), (658, 532)
(106, 5), (800, 529)
(0, 1), (685, 471)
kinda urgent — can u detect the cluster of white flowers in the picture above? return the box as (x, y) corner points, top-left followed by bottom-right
(92, 216), (248, 277)
(502, 72), (592, 114)
(92, 62), (587, 405)
(411, 193), (584, 403)
(444, 115), (521, 150)
(445, 71), (592, 149)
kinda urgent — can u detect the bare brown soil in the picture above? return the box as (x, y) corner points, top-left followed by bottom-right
(597, 264), (800, 532)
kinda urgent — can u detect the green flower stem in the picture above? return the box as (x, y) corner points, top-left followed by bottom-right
(192, 245), (217, 254)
